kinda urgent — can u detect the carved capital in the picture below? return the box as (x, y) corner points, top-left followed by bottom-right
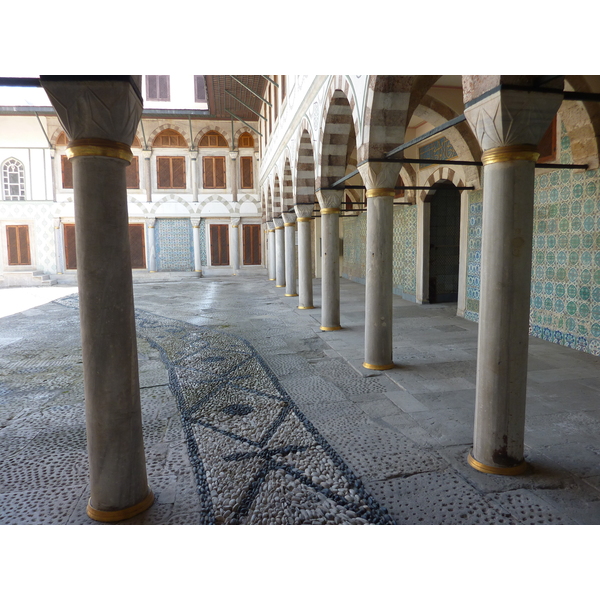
(294, 203), (314, 219)
(281, 212), (296, 224)
(190, 217), (201, 228)
(146, 217), (156, 228)
(229, 151), (239, 160)
(316, 189), (343, 210)
(190, 150), (198, 160)
(357, 161), (400, 191)
(231, 217), (241, 227)
(40, 77), (143, 146)
(266, 221), (276, 231)
(142, 149), (152, 159)
(273, 217), (284, 228)
(53, 217), (62, 229)
(465, 87), (563, 152)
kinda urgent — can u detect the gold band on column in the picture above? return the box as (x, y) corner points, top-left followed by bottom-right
(320, 207), (340, 215)
(86, 488), (155, 522)
(366, 188), (396, 198)
(320, 325), (342, 331)
(297, 217), (312, 222)
(298, 305), (315, 309)
(285, 293), (299, 297)
(276, 285), (285, 288)
(269, 278), (276, 281)
(275, 226), (284, 230)
(67, 138), (133, 163)
(267, 229), (275, 233)
(467, 453), (528, 475)
(284, 222), (296, 227)
(481, 145), (540, 166)
(363, 362), (394, 370)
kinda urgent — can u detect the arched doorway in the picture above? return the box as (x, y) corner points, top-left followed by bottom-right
(428, 181), (461, 303)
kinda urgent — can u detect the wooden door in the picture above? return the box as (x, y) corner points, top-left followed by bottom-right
(63, 223), (77, 270)
(128, 224), (146, 269)
(6, 225), (31, 265)
(243, 224), (261, 265)
(210, 224), (229, 266)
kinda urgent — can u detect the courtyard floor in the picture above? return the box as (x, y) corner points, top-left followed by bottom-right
(1, 271), (600, 525)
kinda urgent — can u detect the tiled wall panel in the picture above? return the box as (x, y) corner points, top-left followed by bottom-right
(155, 218), (194, 272)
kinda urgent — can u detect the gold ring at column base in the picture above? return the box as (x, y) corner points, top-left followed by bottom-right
(67, 138), (133, 163)
(269, 278), (276, 281)
(276, 285), (285, 288)
(285, 294), (299, 297)
(298, 306), (315, 309)
(320, 326), (342, 331)
(284, 222), (296, 227)
(363, 362), (394, 370)
(320, 207), (340, 215)
(366, 188), (396, 198)
(481, 145), (540, 165)
(87, 488), (154, 522)
(297, 217), (312, 222)
(467, 453), (528, 475)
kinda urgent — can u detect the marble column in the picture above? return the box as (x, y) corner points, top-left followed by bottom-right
(281, 212), (298, 297)
(142, 149), (152, 203)
(294, 203), (314, 309)
(316, 189), (343, 331)
(191, 217), (202, 274)
(273, 216), (285, 288)
(464, 79), (563, 475)
(190, 150), (199, 204)
(53, 218), (65, 274)
(230, 217), (241, 275)
(267, 221), (276, 280)
(41, 76), (153, 521)
(146, 217), (157, 272)
(357, 162), (400, 370)
(230, 151), (239, 204)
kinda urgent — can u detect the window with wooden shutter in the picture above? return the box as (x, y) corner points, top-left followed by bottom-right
(243, 224), (261, 265)
(125, 156), (140, 189)
(157, 157), (186, 189)
(203, 156), (226, 189)
(2, 158), (26, 201)
(61, 155), (73, 189)
(210, 224), (229, 266)
(195, 76), (207, 102)
(146, 75), (170, 101)
(240, 156), (253, 189)
(239, 132), (254, 148)
(63, 223), (77, 270)
(128, 224), (146, 269)
(199, 131), (228, 147)
(6, 225), (31, 265)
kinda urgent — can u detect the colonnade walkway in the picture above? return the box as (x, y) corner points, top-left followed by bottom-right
(1, 272), (599, 524)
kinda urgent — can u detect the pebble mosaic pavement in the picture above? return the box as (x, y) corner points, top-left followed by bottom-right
(1, 275), (600, 525)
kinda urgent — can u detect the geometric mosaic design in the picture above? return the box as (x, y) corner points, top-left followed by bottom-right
(155, 218), (194, 272)
(134, 308), (394, 525)
(463, 121), (600, 356)
(199, 218), (207, 266)
(418, 136), (458, 165)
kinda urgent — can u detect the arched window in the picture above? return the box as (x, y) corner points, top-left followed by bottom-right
(239, 132), (254, 148)
(2, 158), (25, 201)
(153, 129), (187, 148)
(199, 130), (228, 148)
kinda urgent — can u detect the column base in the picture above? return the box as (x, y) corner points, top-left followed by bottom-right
(320, 326), (342, 331)
(363, 362), (394, 371)
(298, 306), (315, 310)
(86, 487), (155, 522)
(467, 453), (528, 476)
(285, 294), (299, 297)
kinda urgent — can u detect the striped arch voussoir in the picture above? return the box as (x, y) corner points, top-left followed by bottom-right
(147, 124), (191, 148)
(420, 167), (464, 203)
(194, 124), (232, 148)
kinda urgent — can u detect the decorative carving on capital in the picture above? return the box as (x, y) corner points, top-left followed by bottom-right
(316, 189), (343, 210)
(53, 217), (61, 229)
(190, 150), (198, 160)
(231, 217), (241, 227)
(190, 217), (201, 228)
(229, 151), (239, 160)
(142, 149), (152, 159)
(40, 78), (143, 146)
(281, 212), (297, 224)
(273, 217), (284, 228)
(267, 221), (275, 230)
(357, 161), (400, 191)
(294, 203), (314, 219)
(146, 217), (156, 228)
(464, 87), (563, 152)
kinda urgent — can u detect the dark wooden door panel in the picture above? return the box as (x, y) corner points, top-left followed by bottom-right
(63, 223), (77, 270)
(243, 224), (261, 265)
(210, 224), (229, 266)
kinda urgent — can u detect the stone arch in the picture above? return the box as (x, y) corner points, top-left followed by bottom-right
(147, 124), (191, 148)
(420, 167), (465, 203)
(127, 198), (150, 214)
(51, 129), (68, 146)
(273, 174), (282, 217)
(235, 127), (256, 149)
(295, 124), (316, 206)
(149, 195), (195, 214)
(562, 76), (600, 169)
(317, 85), (359, 189)
(412, 94), (481, 189)
(194, 124), (232, 149)
(282, 156), (294, 212)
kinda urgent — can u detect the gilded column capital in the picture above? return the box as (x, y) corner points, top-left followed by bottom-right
(266, 220), (275, 231)
(231, 217), (241, 228)
(40, 77), (143, 147)
(464, 82), (564, 152)
(316, 189), (343, 211)
(53, 217), (62, 229)
(273, 217), (284, 229)
(281, 212), (297, 225)
(190, 217), (201, 228)
(146, 217), (156, 228)
(294, 203), (314, 220)
(357, 161), (400, 192)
